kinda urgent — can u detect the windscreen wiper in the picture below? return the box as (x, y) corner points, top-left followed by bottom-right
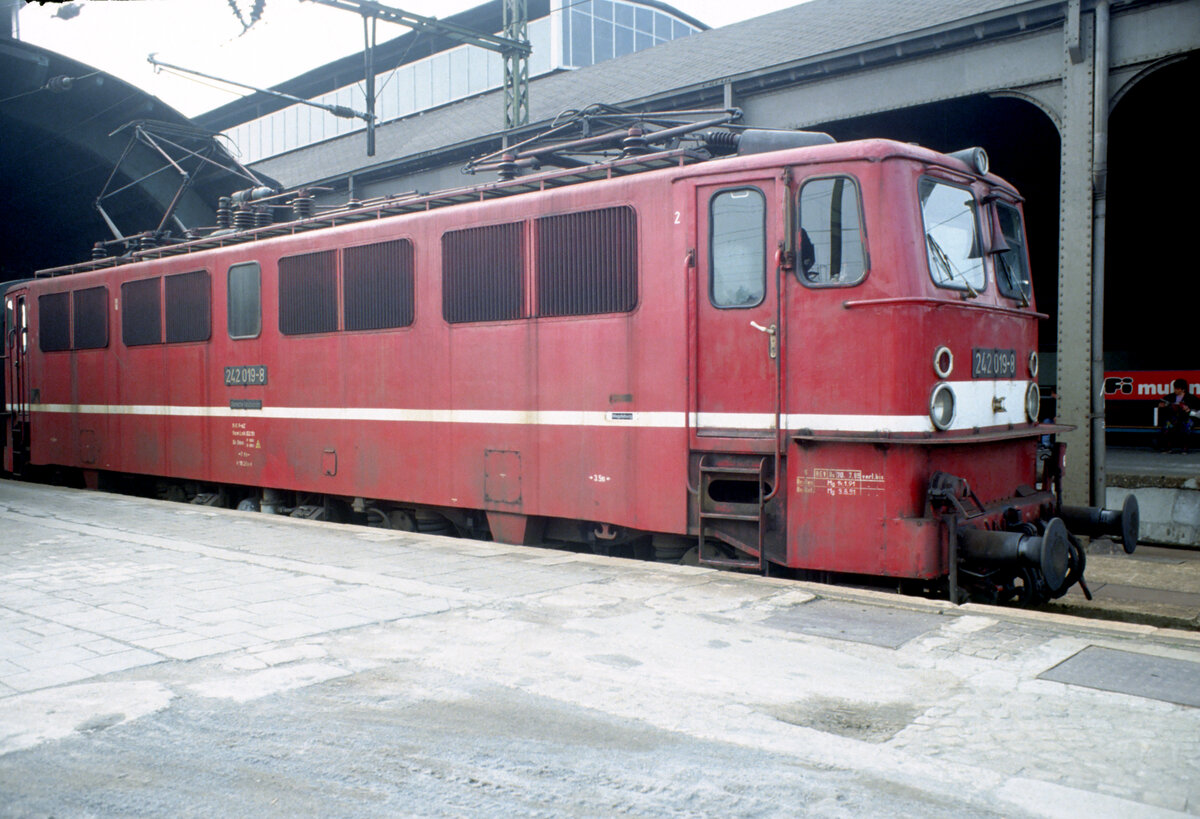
(927, 233), (978, 298)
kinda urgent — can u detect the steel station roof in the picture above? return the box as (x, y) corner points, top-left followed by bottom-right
(0, 38), (270, 281)
(212, 0), (1063, 189)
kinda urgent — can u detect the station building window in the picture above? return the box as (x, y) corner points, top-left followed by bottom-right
(798, 177), (868, 287)
(709, 188), (766, 308)
(443, 223), (524, 324)
(223, 3), (698, 164)
(121, 277), (162, 347)
(279, 251), (338, 335)
(228, 262), (262, 339)
(536, 206), (637, 317)
(563, 1), (698, 68)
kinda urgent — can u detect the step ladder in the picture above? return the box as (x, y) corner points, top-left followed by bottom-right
(697, 454), (769, 574)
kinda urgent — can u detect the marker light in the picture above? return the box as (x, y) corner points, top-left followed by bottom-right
(933, 346), (954, 379)
(1028, 351), (1039, 379)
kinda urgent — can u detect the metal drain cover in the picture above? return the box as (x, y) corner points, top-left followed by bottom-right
(764, 599), (942, 648)
(1038, 646), (1200, 708)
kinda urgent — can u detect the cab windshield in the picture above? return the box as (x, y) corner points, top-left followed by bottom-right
(919, 178), (985, 295)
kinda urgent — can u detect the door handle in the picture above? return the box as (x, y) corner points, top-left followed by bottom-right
(749, 321), (778, 359)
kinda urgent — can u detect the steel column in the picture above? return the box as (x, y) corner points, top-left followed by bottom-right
(1090, 0), (1110, 508)
(1056, 6), (1096, 506)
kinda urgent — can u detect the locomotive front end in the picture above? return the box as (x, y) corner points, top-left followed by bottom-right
(912, 158), (1137, 604)
(779, 142), (1136, 605)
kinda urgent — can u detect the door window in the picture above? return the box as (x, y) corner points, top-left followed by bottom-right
(709, 188), (766, 308)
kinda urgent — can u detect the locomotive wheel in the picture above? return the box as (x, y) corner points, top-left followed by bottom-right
(158, 483), (188, 504)
(1016, 567), (1053, 606)
(364, 507), (390, 528)
(991, 568), (1046, 606)
(292, 504), (345, 522)
(236, 497), (260, 512)
(680, 540), (743, 567)
(389, 510), (418, 531)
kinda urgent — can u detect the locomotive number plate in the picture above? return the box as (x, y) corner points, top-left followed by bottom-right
(971, 348), (1016, 378)
(225, 365), (267, 386)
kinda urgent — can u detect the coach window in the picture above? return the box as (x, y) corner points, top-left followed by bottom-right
(536, 206), (637, 317)
(73, 286), (109, 349)
(797, 177), (867, 286)
(121, 278), (162, 346)
(443, 222), (524, 323)
(227, 262), (261, 339)
(279, 250), (337, 335)
(344, 239), (415, 330)
(710, 188), (765, 308)
(166, 271), (211, 343)
(919, 178), (985, 294)
(37, 292), (70, 352)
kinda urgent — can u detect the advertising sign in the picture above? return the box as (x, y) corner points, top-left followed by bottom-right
(1103, 371), (1200, 401)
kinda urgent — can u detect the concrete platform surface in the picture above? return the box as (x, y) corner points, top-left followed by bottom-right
(1106, 447), (1200, 546)
(2, 479), (1199, 817)
(1108, 447), (1200, 482)
(1048, 543), (1200, 630)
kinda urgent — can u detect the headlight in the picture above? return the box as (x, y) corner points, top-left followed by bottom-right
(933, 346), (953, 379)
(1025, 382), (1040, 423)
(930, 383), (956, 430)
(1028, 351), (1039, 379)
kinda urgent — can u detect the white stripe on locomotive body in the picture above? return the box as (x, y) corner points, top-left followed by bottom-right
(23, 380), (1036, 434)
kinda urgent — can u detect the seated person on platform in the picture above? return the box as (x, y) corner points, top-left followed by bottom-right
(1157, 378), (1200, 452)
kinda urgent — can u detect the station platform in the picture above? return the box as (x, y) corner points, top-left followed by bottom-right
(1, 478), (1198, 816)
(1106, 446), (1200, 547)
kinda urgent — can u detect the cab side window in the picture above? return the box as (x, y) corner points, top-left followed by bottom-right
(994, 202), (1032, 302)
(798, 176), (867, 286)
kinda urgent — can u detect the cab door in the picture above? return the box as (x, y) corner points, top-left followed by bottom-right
(4, 289), (30, 471)
(692, 180), (782, 444)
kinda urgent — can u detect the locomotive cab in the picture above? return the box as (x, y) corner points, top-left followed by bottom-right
(685, 139), (1133, 604)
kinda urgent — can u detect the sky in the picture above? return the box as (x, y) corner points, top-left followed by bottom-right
(16, 0), (807, 117)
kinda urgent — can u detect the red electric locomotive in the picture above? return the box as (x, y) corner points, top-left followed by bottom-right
(2, 114), (1136, 604)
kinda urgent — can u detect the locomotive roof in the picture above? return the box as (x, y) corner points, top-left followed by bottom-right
(30, 137), (1009, 281)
